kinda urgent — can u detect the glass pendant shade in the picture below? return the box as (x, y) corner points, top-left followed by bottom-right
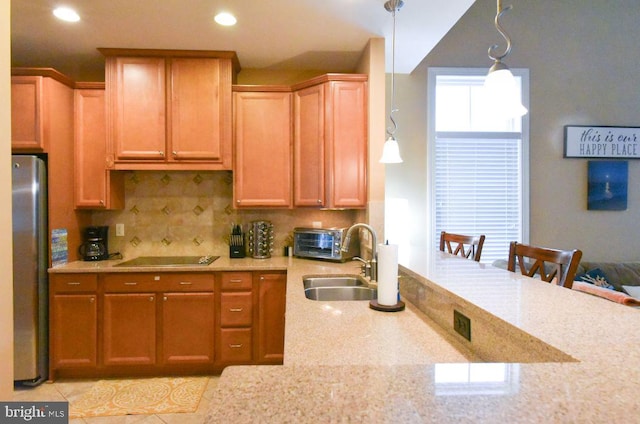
(380, 136), (403, 163)
(484, 61), (527, 119)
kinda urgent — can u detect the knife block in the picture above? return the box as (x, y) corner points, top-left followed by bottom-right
(229, 234), (246, 258)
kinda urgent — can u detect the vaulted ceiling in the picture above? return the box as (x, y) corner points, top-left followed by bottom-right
(11, 0), (475, 81)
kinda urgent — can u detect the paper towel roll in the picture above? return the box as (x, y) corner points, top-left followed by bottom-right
(377, 243), (399, 306)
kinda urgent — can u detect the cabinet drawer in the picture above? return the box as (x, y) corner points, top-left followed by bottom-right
(220, 292), (253, 326)
(163, 273), (214, 291)
(220, 272), (252, 290)
(102, 273), (161, 292)
(103, 273), (215, 292)
(220, 328), (252, 362)
(51, 274), (98, 292)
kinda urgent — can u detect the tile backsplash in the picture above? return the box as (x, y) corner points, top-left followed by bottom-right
(91, 171), (360, 259)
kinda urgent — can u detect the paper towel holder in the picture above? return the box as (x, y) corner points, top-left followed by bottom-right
(369, 299), (405, 312)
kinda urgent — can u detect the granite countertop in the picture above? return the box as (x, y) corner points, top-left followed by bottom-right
(205, 251), (640, 423)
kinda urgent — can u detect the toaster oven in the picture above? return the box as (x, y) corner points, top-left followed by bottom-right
(293, 227), (359, 262)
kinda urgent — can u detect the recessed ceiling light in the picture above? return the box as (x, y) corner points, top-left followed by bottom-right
(53, 6), (81, 22)
(214, 12), (237, 26)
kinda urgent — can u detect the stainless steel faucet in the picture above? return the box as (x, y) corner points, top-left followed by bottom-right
(342, 223), (377, 282)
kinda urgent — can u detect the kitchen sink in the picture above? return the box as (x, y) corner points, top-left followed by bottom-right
(114, 255), (219, 267)
(302, 274), (376, 301)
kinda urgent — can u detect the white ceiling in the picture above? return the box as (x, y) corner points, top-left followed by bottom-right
(11, 0), (475, 81)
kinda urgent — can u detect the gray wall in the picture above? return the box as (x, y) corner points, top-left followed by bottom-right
(387, 0), (640, 262)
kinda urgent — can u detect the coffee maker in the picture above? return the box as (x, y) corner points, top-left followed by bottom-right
(79, 226), (109, 261)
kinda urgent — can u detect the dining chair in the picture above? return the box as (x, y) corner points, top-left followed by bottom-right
(507, 241), (583, 288)
(439, 231), (486, 262)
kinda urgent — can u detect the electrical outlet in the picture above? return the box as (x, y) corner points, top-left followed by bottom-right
(453, 310), (471, 341)
(115, 223), (125, 237)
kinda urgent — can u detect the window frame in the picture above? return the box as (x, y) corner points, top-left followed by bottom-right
(427, 67), (530, 261)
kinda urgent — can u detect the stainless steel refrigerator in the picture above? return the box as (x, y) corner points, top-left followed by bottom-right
(12, 155), (48, 385)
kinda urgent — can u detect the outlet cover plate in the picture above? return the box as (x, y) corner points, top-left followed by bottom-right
(453, 309), (471, 341)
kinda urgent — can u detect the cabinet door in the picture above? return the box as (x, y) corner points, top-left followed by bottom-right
(326, 81), (368, 208)
(233, 91), (292, 207)
(168, 58), (231, 167)
(51, 294), (97, 368)
(293, 84), (325, 207)
(162, 292), (215, 365)
(256, 273), (286, 364)
(11, 76), (44, 151)
(110, 56), (166, 160)
(74, 88), (124, 209)
(103, 293), (157, 366)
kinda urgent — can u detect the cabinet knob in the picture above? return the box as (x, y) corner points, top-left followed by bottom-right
(159, 151), (165, 157)
(317, 199), (322, 204)
(163, 296), (168, 301)
(149, 296), (154, 301)
(172, 151), (178, 157)
(90, 297), (95, 303)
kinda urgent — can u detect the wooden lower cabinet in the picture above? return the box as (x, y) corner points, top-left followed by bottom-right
(256, 272), (287, 364)
(49, 270), (286, 379)
(162, 292), (215, 364)
(51, 294), (97, 369)
(103, 293), (157, 366)
(50, 274), (98, 372)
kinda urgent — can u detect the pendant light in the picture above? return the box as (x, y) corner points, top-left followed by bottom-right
(380, 0), (404, 164)
(485, 0), (527, 118)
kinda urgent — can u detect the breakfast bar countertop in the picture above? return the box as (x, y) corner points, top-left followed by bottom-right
(205, 251), (640, 423)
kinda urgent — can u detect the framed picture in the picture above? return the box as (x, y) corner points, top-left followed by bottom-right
(587, 161), (628, 211)
(564, 125), (640, 158)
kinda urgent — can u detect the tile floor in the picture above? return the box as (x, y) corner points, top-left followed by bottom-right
(12, 376), (219, 424)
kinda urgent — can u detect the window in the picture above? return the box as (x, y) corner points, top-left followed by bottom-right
(428, 68), (529, 263)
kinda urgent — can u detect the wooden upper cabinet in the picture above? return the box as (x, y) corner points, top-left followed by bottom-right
(326, 79), (368, 208)
(101, 49), (238, 170)
(110, 56), (166, 161)
(292, 75), (368, 209)
(169, 58), (232, 163)
(293, 84), (325, 207)
(74, 85), (124, 210)
(11, 76), (44, 151)
(233, 88), (292, 208)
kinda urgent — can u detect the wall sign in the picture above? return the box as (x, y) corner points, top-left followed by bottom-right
(564, 125), (640, 158)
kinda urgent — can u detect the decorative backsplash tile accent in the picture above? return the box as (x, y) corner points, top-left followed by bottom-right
(91, 171), (359, 259)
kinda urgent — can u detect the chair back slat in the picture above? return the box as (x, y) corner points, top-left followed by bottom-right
(508, 241), (582, 288)
(439, 231), (486, 262)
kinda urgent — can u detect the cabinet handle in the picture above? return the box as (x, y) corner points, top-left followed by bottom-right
(67, 282), (81, 286)
(124, 282), (138, 286)
(229, 344), (243, 349)
(229, 279), (243, 283)
(229, 308), (243, 312)
(179, 281), (192, 285)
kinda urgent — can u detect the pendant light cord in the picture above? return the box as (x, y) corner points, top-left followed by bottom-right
(385, 0), (403, 138)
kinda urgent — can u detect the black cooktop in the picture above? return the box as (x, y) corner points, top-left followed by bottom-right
(114, 255), (219, 267)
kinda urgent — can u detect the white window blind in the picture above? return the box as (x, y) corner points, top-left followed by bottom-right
(429, 68), (529, 263)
